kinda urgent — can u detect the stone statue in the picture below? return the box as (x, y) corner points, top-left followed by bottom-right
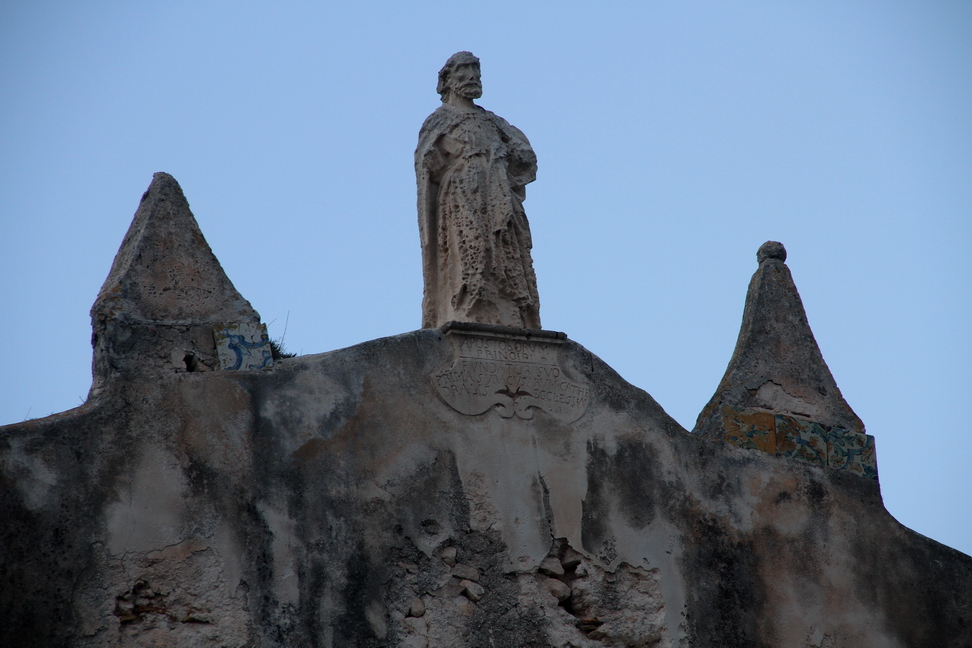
(416, 51), (541, 329)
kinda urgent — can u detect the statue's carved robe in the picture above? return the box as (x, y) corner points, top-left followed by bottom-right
(416, 103), (541, 329)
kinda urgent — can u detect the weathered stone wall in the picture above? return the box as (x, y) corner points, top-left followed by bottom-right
(2, 175), (971, 647)
(3, 327), (971, 647)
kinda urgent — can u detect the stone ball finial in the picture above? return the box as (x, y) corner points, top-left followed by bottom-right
(757, 241), (787, 264)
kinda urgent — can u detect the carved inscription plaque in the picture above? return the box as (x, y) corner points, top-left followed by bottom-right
(433, 323), (590, 422)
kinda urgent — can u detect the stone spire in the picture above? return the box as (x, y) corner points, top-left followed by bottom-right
(693, 242), (875, 477)
(90, 172), (265, 396)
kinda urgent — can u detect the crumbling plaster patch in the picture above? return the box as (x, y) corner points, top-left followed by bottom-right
(754, 380), (824, 420)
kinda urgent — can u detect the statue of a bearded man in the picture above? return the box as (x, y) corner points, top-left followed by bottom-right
(416, 52), (541, 329)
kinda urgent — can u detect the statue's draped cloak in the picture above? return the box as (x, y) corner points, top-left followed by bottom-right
(416, 103), (541, 329)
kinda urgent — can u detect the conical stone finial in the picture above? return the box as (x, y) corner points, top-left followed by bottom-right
(90, 173), (264, 396)
(693, 242), (876, 478)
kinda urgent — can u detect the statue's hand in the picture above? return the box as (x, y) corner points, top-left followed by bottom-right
(423, 147), (446, 179)
(507, 150), (537, 186)
(510, 144), (537, 168)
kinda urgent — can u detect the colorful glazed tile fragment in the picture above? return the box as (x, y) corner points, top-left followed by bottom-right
(860, 435), (878, 480)
(214, 322), (273, 370)
(721, 407), (877, 479)
(830, 430), (878, 479)
(723, 407), (776, 453)
(775, 414), (826, 466)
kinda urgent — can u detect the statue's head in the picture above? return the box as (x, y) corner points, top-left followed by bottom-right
(437, 51), (482, 102)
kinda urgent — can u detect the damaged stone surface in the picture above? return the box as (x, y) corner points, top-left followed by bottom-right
(2, 186), (971, 647)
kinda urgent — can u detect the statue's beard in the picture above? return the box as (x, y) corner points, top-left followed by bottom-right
(453, 83), (482, 100)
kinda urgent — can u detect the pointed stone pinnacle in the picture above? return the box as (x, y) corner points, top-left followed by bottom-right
(89, 172), (262, 395)
(693, 241), (864, 440)
(93, 172), (258, 323)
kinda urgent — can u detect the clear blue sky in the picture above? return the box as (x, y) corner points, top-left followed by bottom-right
(2, 1), (969, 556)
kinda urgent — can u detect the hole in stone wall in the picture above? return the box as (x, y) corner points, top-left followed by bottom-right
(539, 539), (605, 636)
(184, 353), (199, 372)
(420, 518), (441, 535)
(540, 539), (666, 644)
(114, 579), (168, 624)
